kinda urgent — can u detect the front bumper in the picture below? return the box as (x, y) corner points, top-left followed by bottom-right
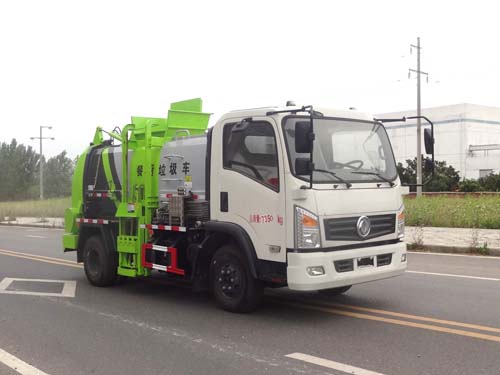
(287, 241), (407, 291)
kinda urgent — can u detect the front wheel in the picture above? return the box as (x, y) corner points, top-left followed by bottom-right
(318, 285), (352, 296)
(210, 245), (263, 313)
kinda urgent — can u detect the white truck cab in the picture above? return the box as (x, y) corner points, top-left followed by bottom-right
(209, 105), (407, 293)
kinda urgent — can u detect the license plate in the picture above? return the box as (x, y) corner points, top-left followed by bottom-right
(357, 256), (374, 267)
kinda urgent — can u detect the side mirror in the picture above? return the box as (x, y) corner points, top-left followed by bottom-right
(424, 128), (434, 155)
(295, 157), (312, 175)
(295, 121), (313, 153)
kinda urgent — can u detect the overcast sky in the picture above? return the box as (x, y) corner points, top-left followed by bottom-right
(1, 0), (499, 158)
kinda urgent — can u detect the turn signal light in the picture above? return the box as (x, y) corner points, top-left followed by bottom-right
(302, 215), (318, 227)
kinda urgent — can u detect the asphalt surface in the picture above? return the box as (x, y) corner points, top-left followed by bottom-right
(1, 225), (500, 375)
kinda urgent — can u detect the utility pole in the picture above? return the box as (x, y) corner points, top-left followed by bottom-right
(31, 126), (54, 200)
(409, 37), (428, 196)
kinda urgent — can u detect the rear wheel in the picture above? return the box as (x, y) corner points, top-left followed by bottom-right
(83, 235), (117, 287)
(318, 285), (352, 296)
(210, 244), (263, 313)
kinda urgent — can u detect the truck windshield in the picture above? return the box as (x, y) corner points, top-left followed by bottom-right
(283, 117), (398, 184)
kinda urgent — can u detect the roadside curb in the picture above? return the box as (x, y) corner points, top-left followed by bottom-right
(0, 223), (64, 229)
(407, 244), (500, 257)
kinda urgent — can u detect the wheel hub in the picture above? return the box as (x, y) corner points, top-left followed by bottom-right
(218, 264), (241, 298)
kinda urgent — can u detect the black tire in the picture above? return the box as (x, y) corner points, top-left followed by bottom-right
(83, 235), (118, 287)
(318, 285), (352, 296)
(210, 244), (263, 313)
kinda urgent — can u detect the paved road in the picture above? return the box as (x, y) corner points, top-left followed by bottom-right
(0, 225), (499, 375)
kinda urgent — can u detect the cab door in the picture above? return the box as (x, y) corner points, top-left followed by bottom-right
(211, 116), (286, 262)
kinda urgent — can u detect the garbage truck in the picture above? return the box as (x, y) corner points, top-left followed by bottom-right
(63, 98), (435, 312)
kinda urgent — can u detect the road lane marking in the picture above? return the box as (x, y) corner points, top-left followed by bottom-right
(0, 347), (51, 375)
(408, 251), (500, 260)
(0, 278), (76, 298)
(276, 301), (500, 343)
(406, 270), (500, 282)
(286, 353), (386, 375)
(0, 249), (82, 269)
(0, 249), (78, 265)
(24, 235), (46, 239)
(311, 301), (500, 334)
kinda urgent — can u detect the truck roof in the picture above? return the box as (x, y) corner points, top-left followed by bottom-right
(224, 105), (374, 122)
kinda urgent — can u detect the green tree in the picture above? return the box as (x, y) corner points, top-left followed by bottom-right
(0, 139), (40, 200)
(44, 151), (74, 198)
(397, 156), (460, 192)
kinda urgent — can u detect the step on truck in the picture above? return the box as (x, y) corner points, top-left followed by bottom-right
(63, 98), (435, 312)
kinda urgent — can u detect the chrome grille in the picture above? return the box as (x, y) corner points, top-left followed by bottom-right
(324, 214), (396, 241)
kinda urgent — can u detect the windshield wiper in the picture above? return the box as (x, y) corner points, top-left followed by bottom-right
(313, 169), (352, 188)
(351, 171), (395, 187)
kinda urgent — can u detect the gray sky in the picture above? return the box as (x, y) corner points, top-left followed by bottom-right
(1, 0), (499, 158)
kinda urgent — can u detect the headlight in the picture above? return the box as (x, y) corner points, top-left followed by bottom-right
(295, 206), (321, 249)
(397, 209), (405, 239)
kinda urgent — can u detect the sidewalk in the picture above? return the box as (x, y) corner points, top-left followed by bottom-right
(406, 226), (500, 256)
(1, 218), (499, 256)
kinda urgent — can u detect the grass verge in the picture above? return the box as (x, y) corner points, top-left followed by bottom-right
(0, 197), (70, 220)
(404, 195), (500, 229)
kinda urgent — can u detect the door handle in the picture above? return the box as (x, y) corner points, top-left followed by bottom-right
(220, 192), (228, 212)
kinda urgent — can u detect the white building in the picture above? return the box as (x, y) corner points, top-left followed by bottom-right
(378, 104), (500, 179)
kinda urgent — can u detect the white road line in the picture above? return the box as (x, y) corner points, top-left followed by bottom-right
(24, 235), (46, 239)
(406, 270), (500, 281)
(0, 347), (51, 375)
(408, 251), (500, 260)
(286, 353), (386, 375)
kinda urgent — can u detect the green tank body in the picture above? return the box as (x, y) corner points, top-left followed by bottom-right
(63, 98), (210, 278)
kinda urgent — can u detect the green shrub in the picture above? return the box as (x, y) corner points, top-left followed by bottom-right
(458, 179), (483, 192)
(478, 173), (500, 192)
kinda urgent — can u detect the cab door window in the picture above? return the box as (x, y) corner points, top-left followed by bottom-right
(223, 121), (279, 191)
